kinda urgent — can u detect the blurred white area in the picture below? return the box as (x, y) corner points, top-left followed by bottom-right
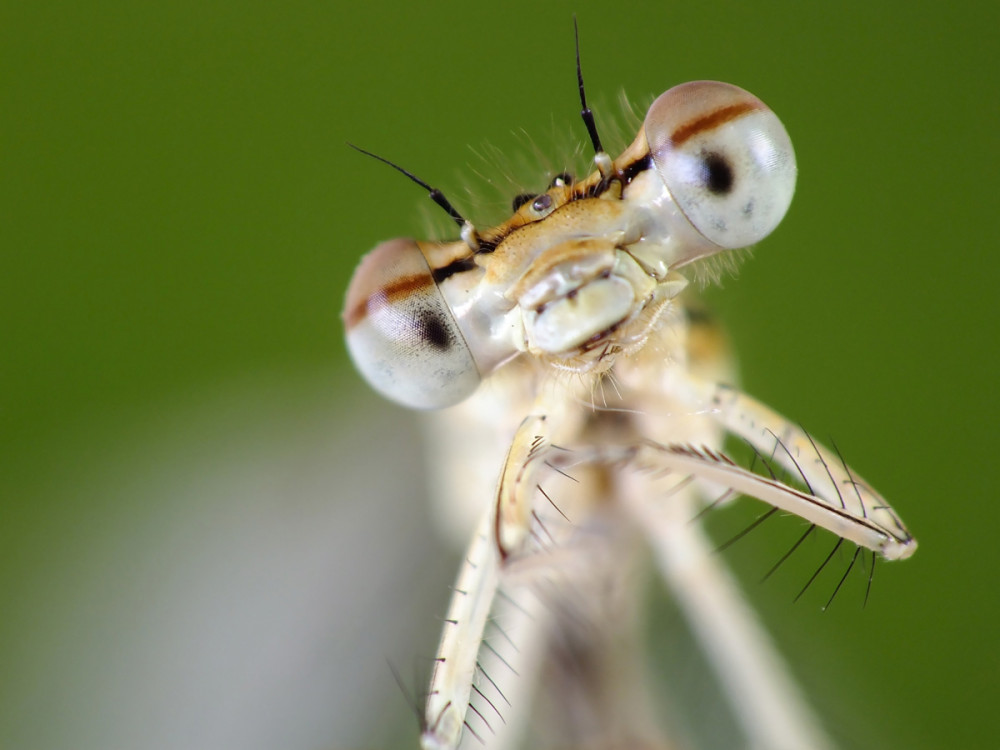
(3, 373), (456, 750)
(2, 370), (872, 750)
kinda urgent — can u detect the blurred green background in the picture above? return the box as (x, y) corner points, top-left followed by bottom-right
(2, 1), (997, 748)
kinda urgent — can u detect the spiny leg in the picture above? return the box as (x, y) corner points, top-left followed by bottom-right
(422, 507), (502, 750)
(618, 467), (837, 750)
(422, 416), (557, 750)
(674, 377), (916, 560)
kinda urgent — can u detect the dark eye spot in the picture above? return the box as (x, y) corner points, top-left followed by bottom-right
(532, 194), (553, 212)
(512, 193), (534, 212)
(416, 310), (451, 350)
(549, 172), (573, 188)
(700, 151), (734, 195)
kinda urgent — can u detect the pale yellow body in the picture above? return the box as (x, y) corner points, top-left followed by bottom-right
(343, 76), (914, 749)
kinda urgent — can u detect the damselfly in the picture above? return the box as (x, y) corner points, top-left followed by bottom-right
(343, 25), (915, 750)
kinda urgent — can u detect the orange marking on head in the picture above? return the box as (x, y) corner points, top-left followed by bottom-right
(343, 273), (433, 330)
(670, 100), (762, 146)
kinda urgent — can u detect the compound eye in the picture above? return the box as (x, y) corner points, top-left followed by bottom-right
(644, 81), (796, 249)
(342, 238), (481, 409)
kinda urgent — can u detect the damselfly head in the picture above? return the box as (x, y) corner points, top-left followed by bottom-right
(343, 81), (796, 411)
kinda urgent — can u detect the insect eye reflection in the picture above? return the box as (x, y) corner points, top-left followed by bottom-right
(531, 194), (553, 212)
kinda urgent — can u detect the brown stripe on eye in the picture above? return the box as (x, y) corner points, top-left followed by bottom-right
(670, 100), (763, 146)
(343, 272), (434, 330)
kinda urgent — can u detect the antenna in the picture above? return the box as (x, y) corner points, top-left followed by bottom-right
(348, 143), (467, 229)
(574, 17), (604, 156)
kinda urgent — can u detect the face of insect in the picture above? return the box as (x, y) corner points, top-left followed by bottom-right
(343, 82), (796, 411)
